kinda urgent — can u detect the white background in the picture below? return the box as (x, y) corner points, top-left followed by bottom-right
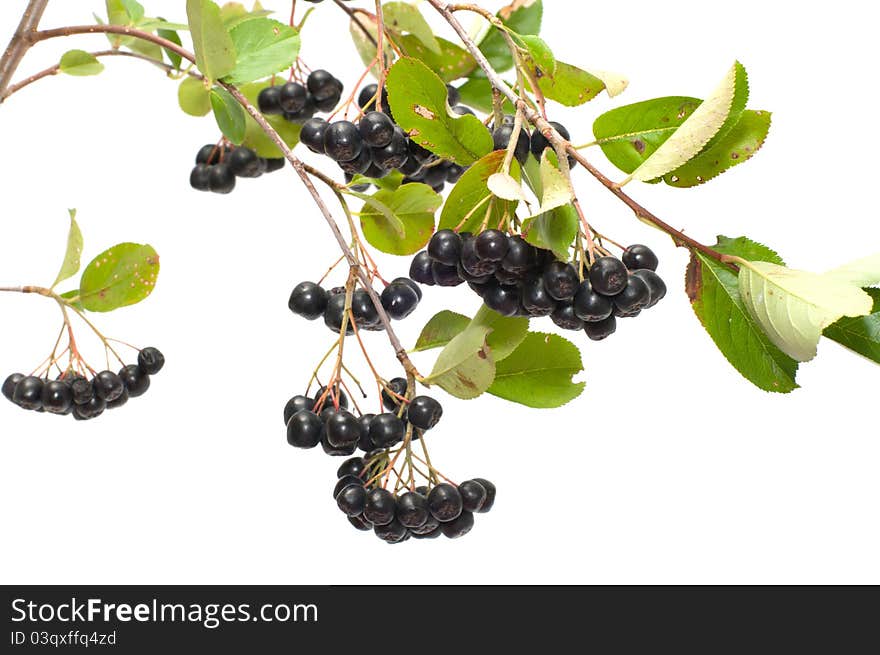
(0, 0), (878, 585)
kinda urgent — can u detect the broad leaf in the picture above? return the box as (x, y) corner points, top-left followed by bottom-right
(628, 62), (743, 183)
(59, 50), (104, 76)
(425, 322), (495, 400)
(413, 307), (529, 362)
(238, 78), (301, 157)
(413, 311), (471, 352)
(398, 35), (477, 83)
(737, 258), (878, 362)
(187, 0), (237, 82)
(525, 60), (604, 107)
(488, 332), (584, 408)
(210, 87), (246, 144)
(824, 289), (880, 365)
(221, 2), (273, 28)
(478, 0), (542, 73)
(386, 57), (493, 165)
(439, 151), (519, 233)
(522, 204), (578, 261)
(223, 18), (300, 84)
(359, 184), (442, 255)
(517, 35), (555, 75)
(825, 253), (880, 287)
(52, 209), (83, 289)
(527, 150), (572, 216)
(686, 236), (799, 393)
(455, 76), (514, 114)
(383, 2), (440, 54)
(79, 243), (160, 312)
(178, 77), (211, 116)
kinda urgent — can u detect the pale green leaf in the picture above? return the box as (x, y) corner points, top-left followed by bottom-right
(824, 253), (880, 287)
(223, 18), (300, 84)
(527, 150), (572, 217)
(358, 184), (442, 255)
(438, 151), (519, 232)
(59, 50), (105, 76)
(187, 0), (237, 82)
(522, 204), (578, 261)
(178, 76), (211, 116)
(52, 209), (84, 289)
(487, 171), (529, 203)
(79, 243), (160, 312)
(413, 311), (470, 352)
(425, 323), (495, 399)
(383, 2), (440, 54)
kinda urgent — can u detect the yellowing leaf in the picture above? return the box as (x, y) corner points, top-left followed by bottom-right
(487, 172), (529, 203)
(738, 260), (876, 362)
(627, 62), (742, 183)
(824, 253), (880, 287)
(526, 150), (572, 217)
(584, 68), (628, 98)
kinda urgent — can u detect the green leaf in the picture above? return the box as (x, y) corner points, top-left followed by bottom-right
(386, 57), (493, 165)
(488, 332), (584, 408)
(662, 110), (771, 188)
(104, 0), (161, 58)
(594, 96), (701, 175)
(525, 60), (604, 107)
(52, 209), (84, 289)
(383, 2), (440, 54)
(59, 50), (105, 76)
(686, 236), (798, 393)
(187, 0), (237, 82)
(350, 170), (404, 192)
(478, 0), (542, 73)
(238, 78), (301, 157)
(737, 257), (877, 363)
(156, 23), (184, 70)
(425, 322), (495, 400)
(178, 77), (211, 116)
(398, 35), (477, 83)
(522, 204), (578, 261)
(349, 14), (393, 79)
(824, 289), (880, 365)
(517, 35), (555, 75)
(210, 87), (246, 144)
(59, 289), (84, 312)
(223, 18), (300, 85)
(413, 311), (471, 352)
(359, 184), (442, 255)
(526, 150), (572, 217)
(119, 0), (144, 22)
(79, 243), (160, 312)
(628, 62), (744, 183)
(221, 2), (273, 29)
(455, 76), (514, 114)
(438, 151), (519, 232)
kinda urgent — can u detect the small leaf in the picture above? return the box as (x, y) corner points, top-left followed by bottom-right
(79, 243), (160, 312)
(398, 35), (477, 83)
(187, 0), (237, 82)
(359, 184), (442, 255)
(157, 24), (184, 70)
(223, 17), (300, 85)
(525, 60), (604, 107)
(178, 77), (211, 116)
(488, 332), (585, 408)
(522, 204), (578, 261)
(737, 258), (878, 362)
(686, 236), (799, 393)
(487, 172), (529, 203)
(59, 50), (105, 76)
(386, 57), (493, 165)
(413, 311), (471, 352)
(425, 323), (495, 400)
(824, 289), (880, 365)
(238, 78), (301, 157)
(210, 87), (247, 144)
(628, 62), (743, 183)
(383, 2), (440, 54)
(439, 151), (519, 233)
(52, 209), (84, 289)
(517, 35), (555, 75)
(527, 150), (572, 216)
(478, 0), (542, 73)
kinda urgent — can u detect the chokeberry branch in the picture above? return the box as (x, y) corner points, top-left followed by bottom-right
(0, 0), (49, 100)
(425, 0), (732, 267)
(332, 0), (378, 49)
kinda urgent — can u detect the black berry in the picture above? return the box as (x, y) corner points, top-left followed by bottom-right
(521, 278), (557, 316)
(427, 483), (463, 522)
(622, 244), (659, 272)
(492, 125), (530, 165)
(475, 229), (509, 262)
(2, 373), (23, 402)
(396, 491), (430, 528)
(72, 396), (106, 421)
(381, 378), (407, 411)
(323, 121), (363, 162)
(92, 371), (124, 403)
(325, 410), (361, 448)
(119, 364), (150, 398)
(458, 480), (488, 512)
(427, 229), (462, 266)
(208, 163), (236, 194)
(543, 261), (579, 300)
(284, 395), (315, 426)
(300, 118), (328, 154)
(374, 519), (408, 544)
(40, 380), (72, 414)
(287, 410), (322, 448)
(551, 303), (584, 331)
(584, 314), (617, 341)
(632, 269), (666, 307)
(336, 457), (365, 479)
(612, 275), (651, 313)
(336, 484), (367, 517)
(406, 396), (442, 430)
(483, 283), (520, 317)
(257, 85), (283, 115)
(589, 257), (629, 296)
(323, 293), (354, 335)
(289, 281), (328, 320)
(472, 478), (496, 513)
(358, 111), (395, 148)
(573, 280), (614, 322)
(363, 488), (396, 526)
(316, 385), (348, 410)
(189, 164), (211, 191)
(369, 413), (406, 448)
(441, 510), (474, 539)
(381, 282), (419, 320)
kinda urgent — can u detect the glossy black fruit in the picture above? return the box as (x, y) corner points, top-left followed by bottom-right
(348, 515), (372, 531)
(551, 303), (584, 331)
(357, 414), (375, 451)
(396, 491), (430, 528)
(427, 484), (463, 522)
(118, 364), (150, 398)
(589, 257), (629, 296)
(451, 105), (475, 117)
(357, 83), (389, 112)
(336, 484), (367, 517)
(374, 519), (408, 543)
(300, 118), (328, 153)
(521, 278), (557, 316)
(288, 281), (328, 320)
(337, 457), (365, 479)
(2, 373), (23, 402)
(458, 480), (488, 512)
(632, 269), (667, 307)
(445, 84), (461, 106)
(408, 140), (437, 166)
(391, 277), (422, 301)
(622, 244), (659, 272)
(284, 395), (315, 426)
(286, 410), (323, 448)
(334, 475), (363, 499)
(93, 371), (124, 403)
(584, 314), (617, 341)
(307, 69), (339, 101)
(573, 281), (614, 322)
(189, 164), (212, 191)
(208, 163), (235, 194)
(257, 85), (283, 115)
(363, 488), (396, 526)
(278, 81), (308, 113)
(441, 510), (474, 539)
(369, 413), (406, 448)
(263, 157), (285, 173)
(227, 147), (262, 177)
(322, 432), (358, 457)
(543, 261), (579, 300)
(323, 293), (354, 335)
(323, 121), (363, 162)
(381, 282), (419, 320)
(195, 143), (222, 164)
(138, 347), (165, 375)
(475, 229), (510, 262)
(382, 378), (407, 411)
(432, 262), (463, 287)
(106, 386), (129, 409)
(612, 275), (651, 313)
(483, 283), (520, 317)
(40, 380), (72, 414)
(492, 125), (530, 164)
(72, 396), (105, 421)
(406, 396), (443, 430)
(326, 410), (361, 448)
(338, 144), (373, 175)
(350, 289), (380, 328)
(70, 376), (94, 405)
(358, 111), (395, 148)
(427, 229), (462, 266)
(472, 478), (496, 513)
(409, 513), (441, 537)
(501, 235), (535, 273)
(370, 127), (409, 170)
(316, 385), (348, 410)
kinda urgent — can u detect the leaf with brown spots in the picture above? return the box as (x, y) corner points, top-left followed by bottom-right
(79, 243), (160, 313)
(524, 59), (604, 107)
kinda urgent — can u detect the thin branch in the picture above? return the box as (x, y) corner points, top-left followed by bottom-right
(332, 0), (377, 48)
(28, 24), (194, 65)
(0, 0), (49, 99)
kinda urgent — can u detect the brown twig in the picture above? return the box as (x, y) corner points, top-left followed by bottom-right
(0, 0), (49, 99)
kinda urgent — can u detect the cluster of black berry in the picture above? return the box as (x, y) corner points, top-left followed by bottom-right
(257, 69), (344, 123)
(335, 470), (496, 543)
(285, 381), (442, 455)
(189, 144), (285, 194)
(1, 347), (165, 421)
(410, 230), (666, 340)
(288, 277), (422, 334)
(298, 83), (474, 193)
